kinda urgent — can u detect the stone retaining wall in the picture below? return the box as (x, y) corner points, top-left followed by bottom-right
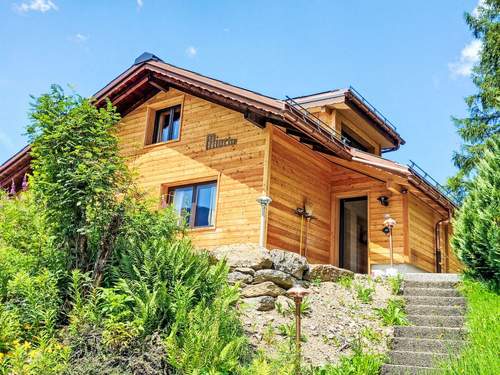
(209, 243), (353, 311)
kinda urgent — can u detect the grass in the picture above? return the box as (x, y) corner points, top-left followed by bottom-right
(434, 279), (500, 374)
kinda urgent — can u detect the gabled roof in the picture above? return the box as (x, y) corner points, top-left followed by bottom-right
(294, 88), (405, 151)
(0, 52), (454, 212)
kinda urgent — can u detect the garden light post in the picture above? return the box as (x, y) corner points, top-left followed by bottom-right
(287, 285), (311, 374)
(383, 214), (397, 275)
(256, 195), (272, 248)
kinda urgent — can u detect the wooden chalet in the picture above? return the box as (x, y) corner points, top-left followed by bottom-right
(0, 52), (461, 274)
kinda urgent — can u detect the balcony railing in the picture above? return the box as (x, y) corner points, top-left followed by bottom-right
(348, 86), (398, 132)
(284, 96), (350, 146)
(408, 160), (459, 205)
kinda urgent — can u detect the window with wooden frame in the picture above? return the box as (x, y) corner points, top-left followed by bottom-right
(150, 105), (182, 144)
(165, 181), (217, 228)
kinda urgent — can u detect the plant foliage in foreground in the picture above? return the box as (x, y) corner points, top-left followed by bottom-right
(435, 279), (500, 375)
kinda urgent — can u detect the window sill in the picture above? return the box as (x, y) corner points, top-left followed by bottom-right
(187, 226), (216, 233)
(143, 139), (181, 150)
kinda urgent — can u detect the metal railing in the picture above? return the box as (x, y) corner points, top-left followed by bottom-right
(408, 160), (459, 204)
(348, 86), (398, 132)
(284, 96), (350, 146)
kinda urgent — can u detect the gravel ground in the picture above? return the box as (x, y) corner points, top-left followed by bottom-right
(239, 274), (393, 367)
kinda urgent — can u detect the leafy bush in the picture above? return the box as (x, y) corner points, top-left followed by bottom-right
(375, 298), (409, 326)
(6, 270), (62, 340)
(313, 344), (385, 375)
(0, 338), (69, 375)
(165, 286), (248, 374)
(0, 192), (66, 297)
(452, 135), (500, 290)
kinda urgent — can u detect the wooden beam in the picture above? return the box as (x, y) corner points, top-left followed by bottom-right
(106, 76), (150, 107)
(386, 180), (403, 194)
(149, 79), (170, 92)
(244, 111), (267, 128)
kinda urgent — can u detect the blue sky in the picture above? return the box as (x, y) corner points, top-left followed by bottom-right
(0, 0), (481, 184)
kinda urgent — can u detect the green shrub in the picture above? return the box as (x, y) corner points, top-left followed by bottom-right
(0, 307), (21, 354)
(6, 270), (62, 340)
(452, 135), (499, 290)
(0, 192), (66, 298)
(0, 338), (69, 375)
(165, 286), (248, 374)
(375, 298), (409, 326)
(313, 344), (385, 375)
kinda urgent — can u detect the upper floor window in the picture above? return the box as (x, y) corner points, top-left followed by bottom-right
(341, 126), (376, 154)
(167, 181), (217, 228)
(151, 105), (181, 144)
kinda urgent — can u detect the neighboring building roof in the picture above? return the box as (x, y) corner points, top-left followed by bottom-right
(0, 52), (453, 211)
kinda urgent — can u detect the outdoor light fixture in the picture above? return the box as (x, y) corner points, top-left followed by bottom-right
(377, 195), (390, 206)
(287, 284), (311, 373)
(295, 199), (315, 257)
(383, 214), (397, 275)
(257, 194), (272, 247)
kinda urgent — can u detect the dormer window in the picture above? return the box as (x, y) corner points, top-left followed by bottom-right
(151, 105), (181, 144)
(341, 126), (375, 154)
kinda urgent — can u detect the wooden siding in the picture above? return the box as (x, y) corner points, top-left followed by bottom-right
(408, 193), (439, 272)
(267, 127), (406, 269)
(266, 127), (332, 263)
(116, 88), (267, 249)
(330, 164), (405, 269)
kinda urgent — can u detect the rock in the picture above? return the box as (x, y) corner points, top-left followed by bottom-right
(227, 271), (253, 285)
(234, 267), (256, 276)
(241, 281), (285, 298)
(210, 243), (272, 270)
(304, 264), (353, 282)
(244, 296), (276, 311)
(254, 269), (295, 289)
(269, 249), (309, 279)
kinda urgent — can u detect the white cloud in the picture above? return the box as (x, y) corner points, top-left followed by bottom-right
(448, 39), (482, 77)
(472, 0), (486, 17)
(137, 0), (144, 8)
(186, 46), (197, 58)
(68, 33), (88, 44)
(14, 0), (58, 13)
(75, 33), (88, 42)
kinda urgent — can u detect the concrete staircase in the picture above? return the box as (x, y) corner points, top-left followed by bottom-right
(381, 274), (467, 375)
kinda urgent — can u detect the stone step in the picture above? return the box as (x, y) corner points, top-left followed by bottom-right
(389, 350), (448, 367)
(394, 326), (467, 340)
(405, 296), (466, 307)
(404, 280), (458, 289)
(392, 337), (463, 353)
(381, 364), (440, 375)
(408, 314), (465, 328)
(406, 304), (466, 316)
(404, 287), (461, 297)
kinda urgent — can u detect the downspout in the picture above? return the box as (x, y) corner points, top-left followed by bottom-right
(435, 217), (450, 273)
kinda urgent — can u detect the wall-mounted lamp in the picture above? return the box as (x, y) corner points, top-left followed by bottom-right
(377, 195), (390, 206)
(295, 199), (315, 257)
(257, 194), (272, 248)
